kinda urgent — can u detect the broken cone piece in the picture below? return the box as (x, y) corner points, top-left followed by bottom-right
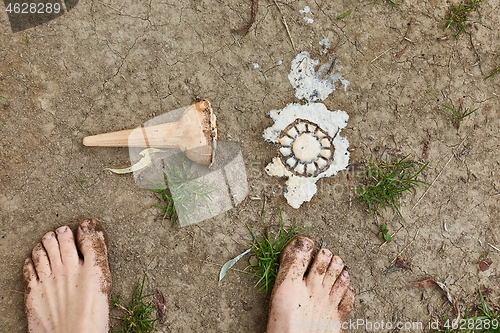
(83, 99), (218, 166)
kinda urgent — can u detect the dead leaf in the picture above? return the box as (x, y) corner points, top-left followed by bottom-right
(479, 258), (492, 272)
(396, 45), (408, 58)
(409, 278), (438, 289)
(154, 289), (167, 324)
(219, 248), (251, 282)
(241, 300), (253, 311)
(395, 257), (412, 270)
(480, 285), (491, 297)
(409, 278), (461, 322)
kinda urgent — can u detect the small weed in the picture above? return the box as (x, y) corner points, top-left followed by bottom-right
(247, 212), (307, 293)
(150, 175), (177, 227)
(445, 0), (486, 36)
(25, 32), (30, 46)
(74, 176), (87, 184)
(0, 95), (7, 107)
(356, 155), (429, 216)
(379, 224), (392, 242)
(150, 155), (218, 227)
(442, 101), (478, 129)
(484, 67), (500, 80)
(375, 0), (401, 6)
(433, 287), (499, 333)
(337, 9), (352, 20)
(112, 275), (157, 333)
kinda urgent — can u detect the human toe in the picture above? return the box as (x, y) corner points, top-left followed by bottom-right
(77, 218), (108, 263)
(322, 255), (345, 289)
(41, 231), (63, 270)
(276, 236), (315, 285)
(338, 285), (355, 318)
(23, 258), (38, 285)
(329, 269), (351, 305)
(305, 248), (333, 288)
(32, 242), (51, 279)
(56, 226), (78, 267)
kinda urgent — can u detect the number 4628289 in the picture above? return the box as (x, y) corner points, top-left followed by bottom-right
(5, 2), (61, 14)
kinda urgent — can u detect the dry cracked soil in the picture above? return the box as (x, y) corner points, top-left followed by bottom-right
(1, 0), (499, 332)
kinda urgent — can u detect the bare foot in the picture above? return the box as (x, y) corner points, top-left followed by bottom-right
(24, 218), (112, 333)
(267, 236), (354, 333)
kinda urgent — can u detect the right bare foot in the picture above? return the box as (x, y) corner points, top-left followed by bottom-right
(267, 236), (354, 333)
(24, 218), (112, 333)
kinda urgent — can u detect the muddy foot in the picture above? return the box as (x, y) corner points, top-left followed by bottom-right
(24, 218), (112, 333)
(267, 236), (354, 333)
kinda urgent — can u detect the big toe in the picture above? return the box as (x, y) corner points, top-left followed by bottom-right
(275, 236), (314, 287)
(77, 218), (112, 295)
(77, 218), (108, 263)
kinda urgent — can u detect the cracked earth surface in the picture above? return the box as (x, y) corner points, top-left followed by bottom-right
(1, 0), (499, 332)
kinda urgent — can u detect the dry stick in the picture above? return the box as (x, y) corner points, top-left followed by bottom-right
(370, 47), (393, 63)
(232, 0), (258, 34)
(273, 0), (296, 51)
(489, 243), (500, 253)
(412, 133), (470, 210)
(390, 229), (419, 265)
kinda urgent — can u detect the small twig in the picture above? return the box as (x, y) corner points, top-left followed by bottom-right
(237, 195), (249, 214)
(488, 243), (500, 253)
(412, 133), (470, 209)
(401, 19), (412, 42)
(390, 229), (419, 265)
(98, 0), (122, 13)
(370, 47), (394, 63)
(232, 0), (258, 34)
(273, 0), (296, 51)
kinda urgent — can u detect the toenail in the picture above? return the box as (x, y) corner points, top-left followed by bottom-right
(44, 232), (54, 240)
(335, 257), (343, 264)
(56, 226), (68, 234)
(342, 270), (349, 277)
(294, 237), (314, 251)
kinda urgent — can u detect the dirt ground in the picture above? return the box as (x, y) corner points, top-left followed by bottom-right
(1, 0), (499, 332)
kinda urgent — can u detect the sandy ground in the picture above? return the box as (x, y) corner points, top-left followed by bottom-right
(1, 0), (499, 332)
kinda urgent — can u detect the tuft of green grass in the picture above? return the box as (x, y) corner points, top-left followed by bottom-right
(484, 67), (500, 80)
(356, 155), (429, 216)
(433, 287), (499, 333)
(442, 102), (478, 129)
(247, 212), (307, 293)
(150, 175), (178, 227)
(74, 176), (87, 184)
(445, 0), (486, 36)
(112, 275), (158, 333)
(150, 155), (218, 227)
